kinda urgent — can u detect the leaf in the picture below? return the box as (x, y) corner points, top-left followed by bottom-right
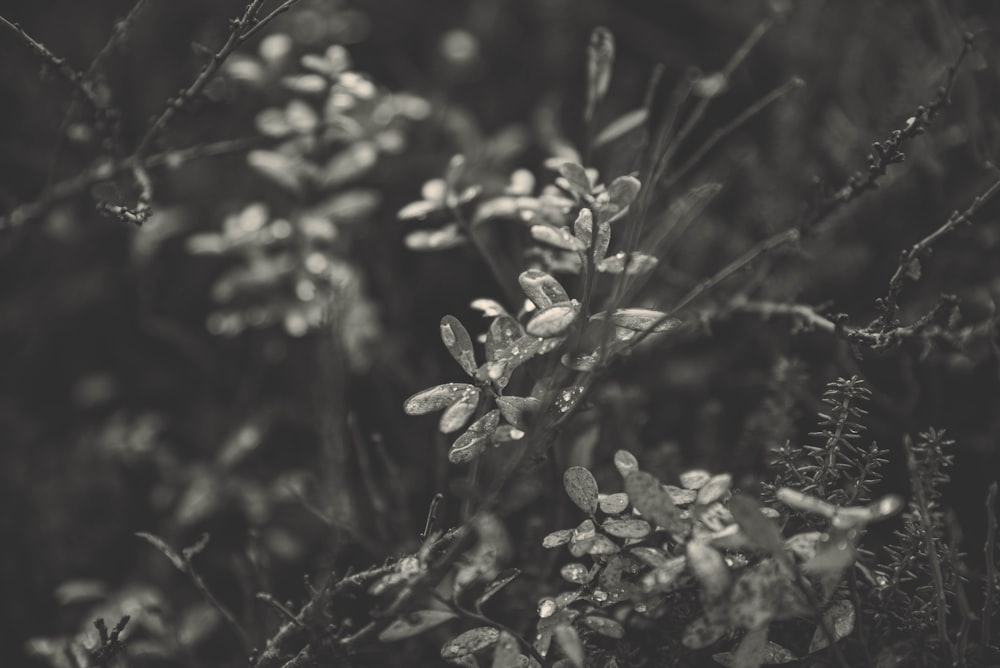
(602, 518), (651, 539)
(449, 431), (489, 464)
(808, 599), (855, 652)
(572, 208), (611, 262)
(485, 315), (521, 362)
(379, 610), (458, 642)
(471, 299), (508, 318)
(496, 396), (541, 429)
(135, 532), (186, 571)
(405, 223), (466, 250)
(557, 162), (591, 199)
(593, 108), (648, 149)
(490, 631), (523, 668)
(560, 563), (591, 584)
(518, 269), (570, 309)
(526, 304), (579, 338)
(728, 494), (788, 563)
(584, 27), (615, 123)
(664, 485), (697, 505)
(580, 615), (625, 639)
(598, 492), (629, 514)
(685, 540), (731, 600)
(563, 466), (599, 514)
(398, 199), (440, 220)
(596, 252), (658, 274)
(476, 568), (521, 608)
(542, 529), (573, 549)
(905, 257), (921, 281)
(531, 224), (587, 251)
(775, 488), (837, 518)
(404, 383), (477, 415)
(613, 450), (639, 478)
(625, 470), (688, 538)
(247, 150), (306, 193)
(587, 535), (620, 555)
(439, 388), (480, 433)
(491, 335), (544, 388)
(695, 473), (732, 505)
(595, 308), (680, 333)
(441, 316), (478, 376)
(310, 189), (380, 222)
(318, 142), (378, 189)
(440, 627), (500, 660)
(606, 176), (641, 213)
(679, 469), (712, 490)
(553, 624), (585, 668)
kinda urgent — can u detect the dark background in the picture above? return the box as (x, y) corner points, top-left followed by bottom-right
(2, 0), (1000, 666)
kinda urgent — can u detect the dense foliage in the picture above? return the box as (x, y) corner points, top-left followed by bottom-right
(3, 1), (1000, 666)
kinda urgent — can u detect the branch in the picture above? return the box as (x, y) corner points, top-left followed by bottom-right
(0, 14), (106, 114)
(132, 0), (303, 158)
(0, 136), (262, 230)
(798, 33), (975, 235)
(878, 177), (1000, 328)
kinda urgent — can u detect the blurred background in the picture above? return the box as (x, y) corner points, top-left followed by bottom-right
(2, 0), (1000, 665)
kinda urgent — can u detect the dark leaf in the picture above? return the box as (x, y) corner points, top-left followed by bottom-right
(564, 466), (599, 514)
(518, 269), (570, 309)
(584, 27), (615, 123)
(728, 494), (788, 563)
(625, 471), (688, 537)
(526, 304), (578, 338)
(496, 396), (541, 429)
(404, 383), (477, 415)
(441, 315), (478, 375)
(440, 627), (500, 660)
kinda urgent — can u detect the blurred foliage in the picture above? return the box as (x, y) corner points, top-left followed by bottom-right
(2, 0), (1000, 666)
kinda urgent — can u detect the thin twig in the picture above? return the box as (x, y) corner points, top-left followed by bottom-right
(1, 136), (262, 229)
(624, 228), (800, 352)
(800, 33), (975, 235)
(984, 482), (998, 650)
(133, 0), (303, 157)
(879, 177), (1000, 328)
(651, 16), (773, 184)
(0, 15), (105, 113)
(256, 593), (304, 628)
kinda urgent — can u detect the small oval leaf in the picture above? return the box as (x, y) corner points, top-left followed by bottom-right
(602, 518), (651, 539)
(404, 383), (477, 415)
(441, 315), (478, 376)
(496, 396), (541, 429)
(625, 470), (688, 538)
(441, 627), (501, 660)
(564, 466), (599, 514)
(526, 304), (579, 338)
(531, 224), (586, 251)
(518, 269), (570, 309)
(580, 615), (625, 639)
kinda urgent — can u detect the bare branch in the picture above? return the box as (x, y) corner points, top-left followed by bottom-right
(0, 14), (105, 113)
(133, 0), (303, 158)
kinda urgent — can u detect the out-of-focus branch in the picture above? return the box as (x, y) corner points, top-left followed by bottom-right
(0, 14), (106, 114)
(133, 0), (303, 158)
(877, 177), (1000, 328)
(0, 136), (262, 230)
